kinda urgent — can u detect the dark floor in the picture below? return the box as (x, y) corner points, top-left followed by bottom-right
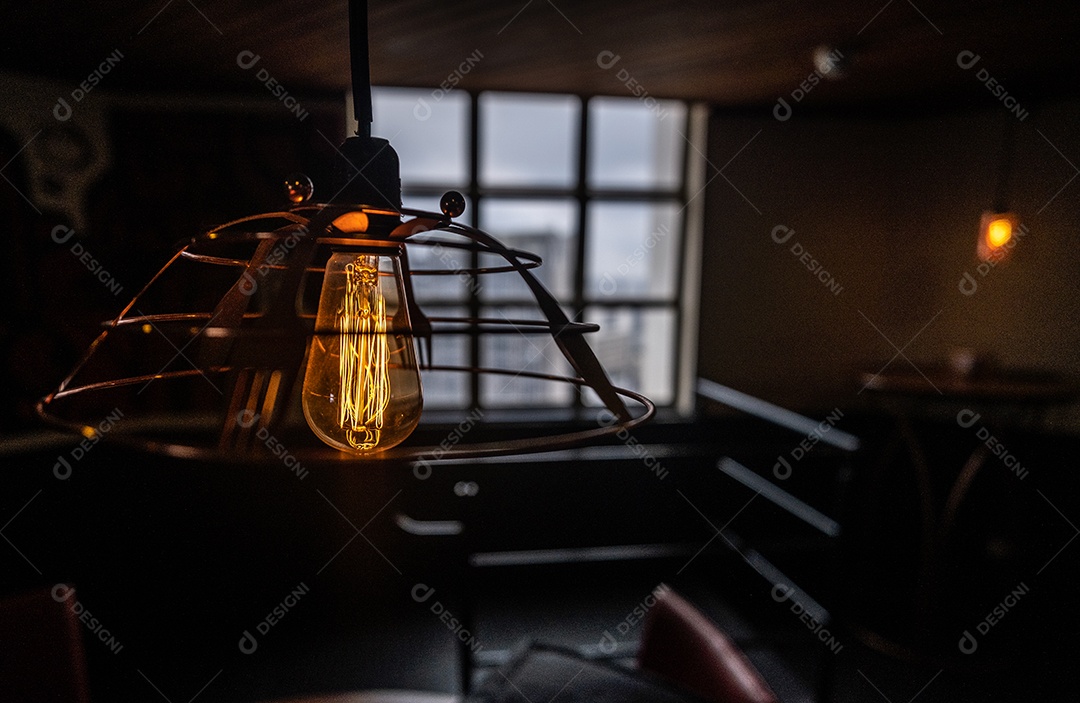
(4, 415), (1079, 702)
(176, 552), (1076, 703)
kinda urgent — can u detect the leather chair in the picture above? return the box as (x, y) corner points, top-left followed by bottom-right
(0, 571), (772, 703)
(258, 585), (779, 703)
(266, 692), (458, 703)
(637, 587), (779, 703)
(0, 585), (93, 703)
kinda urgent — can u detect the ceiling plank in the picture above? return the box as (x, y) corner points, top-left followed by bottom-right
(2, 0), (1077, 109)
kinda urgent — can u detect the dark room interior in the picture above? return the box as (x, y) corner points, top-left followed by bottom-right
(3, 2), (1079, 702)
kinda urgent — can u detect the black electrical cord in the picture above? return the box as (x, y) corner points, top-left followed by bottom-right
(993, 113), (1016, 213)
(349, 0), (373, 136)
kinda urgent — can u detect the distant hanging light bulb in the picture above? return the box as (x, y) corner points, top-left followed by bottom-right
(977, 210), (1019, 262)
(812, 44), (849, 80)
(302, 232), (422, 454)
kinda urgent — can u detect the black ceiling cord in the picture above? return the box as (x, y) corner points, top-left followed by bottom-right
(993, 111), (1017, 214)
(333, 0), (402, 210)
(350, 0), (373, 137)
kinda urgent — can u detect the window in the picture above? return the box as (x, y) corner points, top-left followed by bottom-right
(369, 88), (704, 414)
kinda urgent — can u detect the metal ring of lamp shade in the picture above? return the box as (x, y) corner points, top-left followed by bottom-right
(37, 201), (655, 463)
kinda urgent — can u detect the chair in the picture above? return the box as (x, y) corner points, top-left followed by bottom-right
(0, 584), (93, 703)
(258, 587), (779, 703)
(637, 587), (779, 703)
(265, 692), (458, 703)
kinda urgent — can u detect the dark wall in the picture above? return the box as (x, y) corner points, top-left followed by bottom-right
(0, 81), (343, 429)
(697, 98), (1080, 430)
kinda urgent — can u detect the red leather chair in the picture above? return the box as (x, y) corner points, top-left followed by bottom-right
(264, 692), (459, 703)
(258, 585), (779, 703)
(0, 585), (93, 703)
(638, 587), (779, 703)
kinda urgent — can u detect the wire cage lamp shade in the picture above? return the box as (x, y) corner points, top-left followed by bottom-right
(35, 1), (654, 462)
(37, 194), (655, 462)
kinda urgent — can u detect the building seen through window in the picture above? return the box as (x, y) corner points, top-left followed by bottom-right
(371, 88), (699, 413)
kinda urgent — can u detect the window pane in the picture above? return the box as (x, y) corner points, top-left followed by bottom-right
(585, 201), (680, 301)
(480, 93), (580, 188)
(480, 306), (574, 408)
(584, 307), (675, 406)
(423, 306), (470, 409)
(478, 198), (577, 303)
(587, 97), (685, 190)
(372, 87), (468, 187)
(405, 236), (476, 305)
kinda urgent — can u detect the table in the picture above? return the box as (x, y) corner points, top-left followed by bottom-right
(857, 363), (1077, 656)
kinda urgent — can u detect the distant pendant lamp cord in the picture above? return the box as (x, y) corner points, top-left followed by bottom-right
(993, 114), (1016, 213)
(350, 0), (373, 137)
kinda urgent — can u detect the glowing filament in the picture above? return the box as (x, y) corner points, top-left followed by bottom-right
(337, 256), (391, 450)
(986, 218), (1013, 249)
(302, 248), (422, 455)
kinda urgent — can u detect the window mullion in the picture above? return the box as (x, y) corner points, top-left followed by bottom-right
(374, 87), (695, 414)
(671, 104), (695, 411)
(468, 90), (482, 411)
(571, 95), (590, 410)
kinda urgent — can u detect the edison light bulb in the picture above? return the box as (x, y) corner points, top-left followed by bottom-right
(302, 248), (422, 454)
(977, 211), (1019, 263)
(986, 217), (1013, 248)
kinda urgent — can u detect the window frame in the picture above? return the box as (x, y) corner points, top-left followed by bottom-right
(366, 88), (706, 417)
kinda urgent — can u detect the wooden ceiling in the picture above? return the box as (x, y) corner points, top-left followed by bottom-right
(4, 0), (1079, 109)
